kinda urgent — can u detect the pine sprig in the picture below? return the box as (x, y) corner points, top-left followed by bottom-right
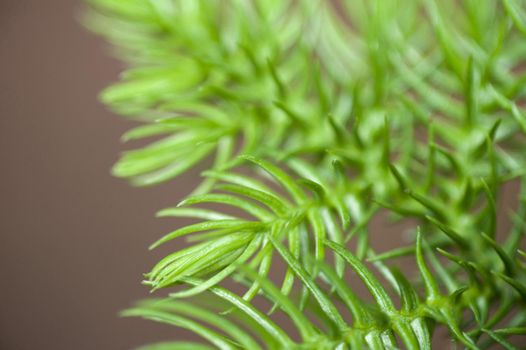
(87, 0), (526, 348)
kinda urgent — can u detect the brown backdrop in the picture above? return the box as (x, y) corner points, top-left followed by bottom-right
(0, 1), (206, 349)
(2, 1), (518, 349)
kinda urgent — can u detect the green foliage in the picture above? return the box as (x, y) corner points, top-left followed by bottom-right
(86, 0), (526, 348)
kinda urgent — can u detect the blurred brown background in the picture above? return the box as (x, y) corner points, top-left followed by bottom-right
(0, 1), (203, 349)
(1, 1), (519, 349)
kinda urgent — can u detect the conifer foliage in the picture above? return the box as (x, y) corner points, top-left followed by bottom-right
(87, 0), (526, 348)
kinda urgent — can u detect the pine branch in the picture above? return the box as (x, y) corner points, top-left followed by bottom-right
(87, 0), (526, 348)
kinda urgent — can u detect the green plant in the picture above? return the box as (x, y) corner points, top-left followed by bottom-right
(86, 0), (526, 348)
